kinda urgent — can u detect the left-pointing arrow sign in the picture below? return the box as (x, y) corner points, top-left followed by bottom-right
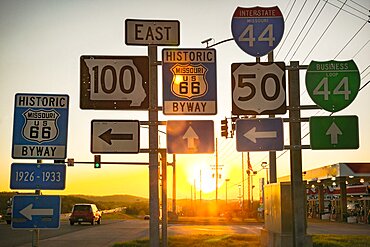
(19, 204), (54, 220)
(99, 129), (134, 145)
(243, 127), (277, 143)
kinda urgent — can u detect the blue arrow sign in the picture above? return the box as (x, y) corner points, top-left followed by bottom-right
(236, 118), (284, 151)
(231, 6), (284, 57)
(167, 120), (214, 154)
(12, 195), (60, 229)
(10, 163), (66, 190)
(12, 93), (69, 159)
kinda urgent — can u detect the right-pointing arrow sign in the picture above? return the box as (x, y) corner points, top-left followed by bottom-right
(236, 118), (284, 152)
(326, 122), (342, 144)
(244, 127), (277, 143)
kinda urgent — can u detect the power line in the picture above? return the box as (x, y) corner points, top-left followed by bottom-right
(335, 0), (370, 16)
(349, 0), (370, 11)
(303, 0), (348, 64)
(284, 0), (322, 61)
(334, 18), (370, 59)
(290, 0), (329, 61)
(353, 39), (370, 58)
(275, 0), (309, 58)
(324, 0), (369, 21)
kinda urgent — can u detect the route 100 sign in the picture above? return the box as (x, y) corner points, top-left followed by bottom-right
(306, 60), (360, 112)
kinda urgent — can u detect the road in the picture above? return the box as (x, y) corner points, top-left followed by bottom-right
(0, 219), (369, 247)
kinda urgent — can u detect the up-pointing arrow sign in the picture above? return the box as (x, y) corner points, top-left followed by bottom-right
(166, 120), (214, 154)
(19, 204), (54, 220)
(326, 122), (342, 144)
(183, 126), (199, 150)
(310, 116), (359, 150)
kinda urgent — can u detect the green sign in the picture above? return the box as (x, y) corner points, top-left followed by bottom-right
(310, 116), (359, 150)
(306, 60), (360, 112)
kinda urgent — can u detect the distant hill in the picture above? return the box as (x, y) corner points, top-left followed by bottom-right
(0, 192), (148, 214)
(74, 194), (147, 204)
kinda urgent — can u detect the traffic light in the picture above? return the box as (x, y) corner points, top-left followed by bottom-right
(94, 155), (101, 168)
(67, 158), (74, 167)
(221, 118), (228, 138)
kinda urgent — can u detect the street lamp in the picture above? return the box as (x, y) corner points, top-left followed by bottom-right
(261, 162), (269, 184)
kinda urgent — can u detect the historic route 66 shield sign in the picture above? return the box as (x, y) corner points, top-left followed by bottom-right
(12, 93), (69, 159)
(231, 6), (284, 57)
(306, 60), (360, 112)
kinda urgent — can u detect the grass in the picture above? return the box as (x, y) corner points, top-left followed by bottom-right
(312, 234), (370, 247)
(112, 234), (370, 247)
(113, 234), (260, 247)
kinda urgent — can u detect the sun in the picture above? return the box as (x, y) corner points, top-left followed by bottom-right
(185, 159), (227, 194)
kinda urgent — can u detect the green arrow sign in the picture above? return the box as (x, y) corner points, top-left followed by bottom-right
(310, 116), (359, 150)
(306, 60), (360, 112)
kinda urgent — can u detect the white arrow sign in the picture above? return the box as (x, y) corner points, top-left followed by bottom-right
(244, 127), (277, 143)
(183, 126), (199, 149)
(326, 122), (342, 144)
(19, 204), (54, 220)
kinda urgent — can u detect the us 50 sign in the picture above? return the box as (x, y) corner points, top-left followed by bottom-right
(80, 56), (149, 110)
(232, 62), (286, 115)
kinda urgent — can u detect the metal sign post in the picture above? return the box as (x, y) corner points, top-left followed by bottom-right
(148, 45), (160, 247)
(288, 61), (306, 247)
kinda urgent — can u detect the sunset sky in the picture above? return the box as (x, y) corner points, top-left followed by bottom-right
(1, 0), (369, 201)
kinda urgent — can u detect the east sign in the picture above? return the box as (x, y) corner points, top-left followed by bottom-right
(162, 49), (217, 115)
(306, 60), (360, 112)
(125, 19), (180, 46)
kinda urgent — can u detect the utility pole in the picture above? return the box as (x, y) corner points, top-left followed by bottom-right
(215, 138), (219, 202)
(242, 152), (245, 215)
(200, 169), (202, 202)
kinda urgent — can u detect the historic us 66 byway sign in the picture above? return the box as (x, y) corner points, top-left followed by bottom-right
(232, 62), (286, 115)
(231, 6), (284, 57)
(80, 56), (149, 110)
(162, 49), (217, 115)
(12, 93), (69, 159)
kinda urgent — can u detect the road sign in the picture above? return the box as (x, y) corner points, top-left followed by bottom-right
(80, 56), (149, 110)
(10, 163), (66, 190)
(162, 49), (217, 115)
(236, 118), (284, 151)
(231, 6), (284, 57)
(232, 62), (286, 115)
(306, 60), (360, 112)
(125, 19), (180, 46)
(310, 116), (359, 149)
(12, 93), (69, 159)
(91, 120), (140, 153)
(167, 120), (214, 154)
(12, 195), (61, 229)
